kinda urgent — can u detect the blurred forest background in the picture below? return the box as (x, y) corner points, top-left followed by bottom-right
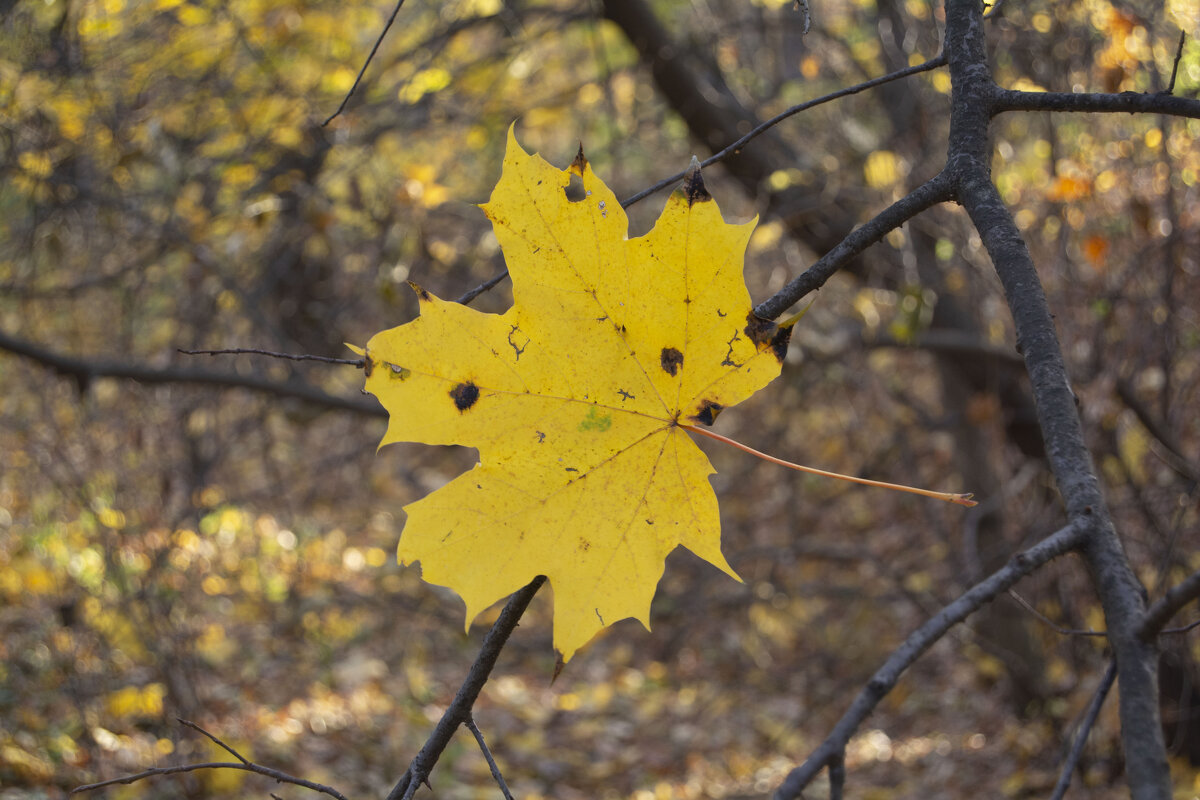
(1, 0), (1199, 797)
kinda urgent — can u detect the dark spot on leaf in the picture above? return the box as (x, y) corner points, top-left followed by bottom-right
(363, 357), (374, 378)
(660, 347), (684, 376)
(717, 308), (726, 317)
(645, 518), (654, 525)
(769, 324), (793, 362)
(579, 538), (591, 552)
(682, 156), (712, 205)
(617, 389), (634, 400)
(450, 381), (479, 411)
(596, 314), (608, 322)
(441, 531), (452, 542)
(690, 400), (724, 426)
(571, 143), (588, 174)
(565, 466), (578, 473)
(536, 430), (545, 443)
(408, 281), (432, 302)
(595, 609), (605, 625)
(743, 313), (776, 347)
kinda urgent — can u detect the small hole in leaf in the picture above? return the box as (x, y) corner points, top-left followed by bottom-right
(565, 173), (586, 203)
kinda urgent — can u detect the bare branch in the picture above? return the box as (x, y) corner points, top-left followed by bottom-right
(456, 268), (510, 305)
(754, 172), (954, 320)
(386, 576), (546, 800)
(992, 88), (1200, 118)
(1166, 31), (1187, 95)
(1007, 590), (1107, 637)
(180, 348), (364, 367)
(1140, 568), (1200, 641)
(0, 329), (384, 417)
(773, 520), (1085, 800)
(72, 720), (348, 800)
(177, 719), (251, 764)
(465, 715), (516, 800)
(323, 0), (409, 125)
(1050, 661), (1118, 800)
(72, 762), (348, 799)
(620, 55), (948, 209)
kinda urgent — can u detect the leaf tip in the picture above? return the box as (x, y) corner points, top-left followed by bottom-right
(406, 281), (433, 303)
(569, 142), (588, 176)
(682, 155), (712, 206)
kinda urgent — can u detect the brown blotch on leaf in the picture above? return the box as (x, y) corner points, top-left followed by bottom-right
(744, 312), (791, 361)
(690, 400), (724, 426)
(363, 356), (374, 378)
(408, 281), (432, 303)
(682, 156), (712, 206)
(450, 381), (480, 412)
(660, 347), (684, 376)
(570, 143), (588, 175)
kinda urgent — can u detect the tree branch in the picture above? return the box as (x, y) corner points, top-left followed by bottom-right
(773, 520), (1085, 800)
(0, 329), (384, 417)
(71, 721), (348, 800)
(323, 0), (409, 125)
(1049, 660), (1118, 800)
(992, 89), (1200, 118)
(754, 172), (954, 320)
(1139, 568), (1200, 641)
(620, 54), (948, 209)
(943, 1), (1170, 795)
(386, 576), (546, 800)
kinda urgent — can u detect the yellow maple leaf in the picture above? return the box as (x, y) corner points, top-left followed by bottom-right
(359, 128), (790, 661)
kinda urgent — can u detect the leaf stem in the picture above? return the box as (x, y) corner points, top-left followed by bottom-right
(681, 424), (977, 507)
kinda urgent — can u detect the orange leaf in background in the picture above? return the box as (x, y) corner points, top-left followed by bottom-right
(1082, 234), (1110, 269)
(1047, 175), (1092, 203)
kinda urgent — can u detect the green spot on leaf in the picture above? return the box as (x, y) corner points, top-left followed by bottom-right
(577, 406), (612, 432)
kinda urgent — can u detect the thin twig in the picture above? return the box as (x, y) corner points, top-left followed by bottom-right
(323, 0), (409, 125)
(456, 268), (510, 305)
(1165, 31), (1186, 95)
(177, 719), (250, 764)
(179, 348), (364, 367)
(755, 172), (954, 320)
(1164, 619), (1200, 635)
(773, 520), (1086, 800)
(620, 54), (947, 209)
(72, 762), (348, 799)
(1007, 590), (1107, 637)
(0, 329), (384, 417)
(1139, 567), (1200, 641)
(1049, 661), (1118, 800)
(386, 576), (547, 800)
(465, 715), (516, 800)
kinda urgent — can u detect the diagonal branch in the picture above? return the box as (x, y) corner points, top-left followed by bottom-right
(1139, 568), (1200, 641)
(754, 171), (954, 320)
(1050, 661), (1118, 800)
(386, 576), (546, 800)
(773, 520), (1085, 800)
(620, 54), (948, 209)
